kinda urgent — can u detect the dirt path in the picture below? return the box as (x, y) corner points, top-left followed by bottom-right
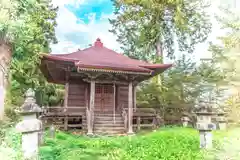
(208, 128), (240, 160)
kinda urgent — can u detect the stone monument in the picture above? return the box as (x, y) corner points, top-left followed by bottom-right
(16, 88), (42, 159)
(195, 106), (215, 149)
(181, 112), (191, 127)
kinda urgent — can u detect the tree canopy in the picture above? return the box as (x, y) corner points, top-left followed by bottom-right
(0, 0), (63, 108)
(109, 0), (212, 61)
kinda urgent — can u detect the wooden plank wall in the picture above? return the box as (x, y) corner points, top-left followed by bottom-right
(68, 83), (86, 113)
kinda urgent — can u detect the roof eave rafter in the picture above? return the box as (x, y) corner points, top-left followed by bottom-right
(77, 67), (152, 76)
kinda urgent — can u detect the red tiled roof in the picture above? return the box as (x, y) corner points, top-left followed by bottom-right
(42, 38), (172, 73)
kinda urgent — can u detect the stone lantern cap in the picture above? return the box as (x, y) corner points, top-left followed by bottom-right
(194, 105), (215, 116)
(195, 111), (215, 116)
(216, 109), (226, 116)
(19, 88), (42, 115)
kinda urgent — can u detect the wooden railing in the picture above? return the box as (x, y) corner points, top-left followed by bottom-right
(41, 106), (87, 130)
(41, 105), (162, 132)
(120, 106), (161, 131)
(134, 108), (162, 130)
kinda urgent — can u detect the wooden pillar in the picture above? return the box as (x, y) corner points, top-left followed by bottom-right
(113, 83), (116, 124)
(64, 82), (69, 130)
(84, 84), (88, 130)
(115, 85), (118, 111)
(84, 84), (88, 108)
(133, 85), (136, 111)
(128, 81), (134, 134)
(87, 80), (95, 135)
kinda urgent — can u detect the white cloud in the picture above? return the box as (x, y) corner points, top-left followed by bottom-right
(50, 0), (119, 54)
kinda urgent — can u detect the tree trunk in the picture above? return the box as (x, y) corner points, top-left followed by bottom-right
(153, 41), (163, 85)
(0, 42), (12, 120)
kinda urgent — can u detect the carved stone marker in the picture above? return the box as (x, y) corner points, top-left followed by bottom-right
(195, 108), (215, 149)
(49, 124), (55, 138)
(16, 88), (42, 159)
(181, 116), (190, 127)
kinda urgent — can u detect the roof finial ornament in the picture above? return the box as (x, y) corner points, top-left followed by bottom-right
(94, 38), (103, 47)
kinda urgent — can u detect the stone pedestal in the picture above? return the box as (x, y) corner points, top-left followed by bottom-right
(199, 130), (212, 149)
(217, 113), (227, 130)
(218, 122), (226, 130)
(15, 88), (42, 159)
(195, 108), (215, 149)
(16, 118), (42, 159)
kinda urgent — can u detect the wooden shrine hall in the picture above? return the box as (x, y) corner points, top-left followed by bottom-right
(40, 38), (172, 135)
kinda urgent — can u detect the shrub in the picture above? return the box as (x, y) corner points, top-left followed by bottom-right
(40, 127), (204, 160)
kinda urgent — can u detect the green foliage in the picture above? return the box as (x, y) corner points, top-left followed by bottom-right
(137, 53), (224, 106)
(40, 128), (204, 160)
(0, 0), (36, 43)
(110, 0), (211, 60)
(3, 0), (63, 107)
(0, 127), (22, 160)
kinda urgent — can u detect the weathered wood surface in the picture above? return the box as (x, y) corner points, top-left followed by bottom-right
(43, 106), (86, 116)
(123, 107), (161, 131)
(68, 84), (86, 107)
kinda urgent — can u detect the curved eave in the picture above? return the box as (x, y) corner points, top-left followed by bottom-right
(39, 61), (55, 83)
(42, 54), (79, 63)
(149, 64), (173, 76)
(140, 64), (173, 70)
(40, 55), (76, 84)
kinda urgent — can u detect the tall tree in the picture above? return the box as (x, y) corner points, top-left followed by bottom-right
(110, 0), (211, 61)
(110, 0), (212, 85)
(210, 8), (240, 121)
(0, 0), (59, 119)
(0, 0), (35, 119)
(8, 0), (61, 107)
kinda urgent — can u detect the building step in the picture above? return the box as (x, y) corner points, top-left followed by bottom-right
(94, 114), (122, 117)
(94, 117), (122, 120)
(94, 129), (125, 135)
(94, 123), (124, 127)
(95, 122), (124, 125)
(94, 127), (125, 133)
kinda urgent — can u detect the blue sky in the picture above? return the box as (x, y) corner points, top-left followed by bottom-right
(50, 0), (238, 62)
(66, 0), (114, 24)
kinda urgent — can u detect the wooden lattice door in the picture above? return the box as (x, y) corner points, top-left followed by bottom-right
(95, 84), (114, 111)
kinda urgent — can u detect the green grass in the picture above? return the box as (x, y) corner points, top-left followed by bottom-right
(40, 127), (207, 160)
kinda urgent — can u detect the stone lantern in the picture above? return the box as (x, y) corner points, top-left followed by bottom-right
(16, 88), (42, 159)
(181, 112), (191, 127)
(216, 111), (227, 130)
(195, 106), (216, 149)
